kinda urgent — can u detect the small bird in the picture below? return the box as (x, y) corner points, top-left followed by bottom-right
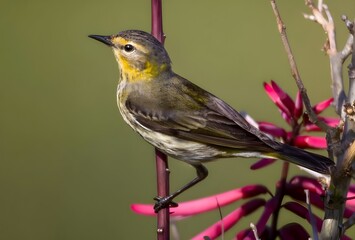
(89, 30), (334, 212)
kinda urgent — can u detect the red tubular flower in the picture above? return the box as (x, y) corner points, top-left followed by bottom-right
(264, 81), (296, 124)
(250, 158), (277, 170)
(264, 81), (293, 118)
(313, 98), (334, 114)
(289, 176), (325, 195)
(263, 81), (337, 127)
(283, 201), (323, 231)
(258, 121), (287, 139)
(254, 81), (339, 170)
(270, 80), (295, 115)
(346, 186), (355, 211)
(192, 199), (265, 240)
(294, 91), (303, 119)
(242, 197), (279, 240)
(278, 223), (310, 240)
(293, 135), (327, 149)
(305, 117), (339, 131)
(286, 183), (325, 210)
(236, 227), (271, 240)
(131, 185), (268, 217)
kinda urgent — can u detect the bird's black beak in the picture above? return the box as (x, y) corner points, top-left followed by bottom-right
(88, 35), (114, 47)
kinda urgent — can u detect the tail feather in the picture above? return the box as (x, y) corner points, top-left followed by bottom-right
(273, 144), (334, 174)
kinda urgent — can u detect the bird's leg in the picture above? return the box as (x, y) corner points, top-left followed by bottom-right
(154, 163), (208, 213)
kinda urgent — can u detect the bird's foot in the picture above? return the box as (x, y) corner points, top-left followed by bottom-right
(153, 196), (178, 213)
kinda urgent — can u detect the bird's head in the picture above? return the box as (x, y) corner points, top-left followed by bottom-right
(89, 30), (171, 81)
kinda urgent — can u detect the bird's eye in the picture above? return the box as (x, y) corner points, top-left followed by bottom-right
(123, 44), (135, 52)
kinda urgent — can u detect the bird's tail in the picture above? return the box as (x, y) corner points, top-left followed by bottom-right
(272, 144), (334, 174)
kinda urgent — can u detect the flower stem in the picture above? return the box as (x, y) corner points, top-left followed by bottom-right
(151, 0), (169, 239)
(270, 162), (289, 239)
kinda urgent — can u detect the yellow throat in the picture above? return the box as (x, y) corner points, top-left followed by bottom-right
(116, 54), (167, 82)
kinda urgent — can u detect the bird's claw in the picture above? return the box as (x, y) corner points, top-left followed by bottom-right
(153, 196), (178, 213)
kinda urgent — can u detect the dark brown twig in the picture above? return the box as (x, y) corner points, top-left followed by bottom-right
(271, 1), (329, 131)
(151, 1), (170, 239)
(270, 0), (337, 161)
(342, 213), (355, 234)
(155, 149), (170, 240)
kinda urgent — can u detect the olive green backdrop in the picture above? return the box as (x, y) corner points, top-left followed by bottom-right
(1, 1), (354, 239)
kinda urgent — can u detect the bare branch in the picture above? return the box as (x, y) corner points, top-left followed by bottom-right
(340, 16), (354, 64)
(342, 213), (355, 234)
(343, 18), (355, 179)
(305, 0), (336, 54)
(250, 223), (261, 240)
(347, 18), (355, 105)
(344, 102), (355, 124)
(270, 0), (343, 162)
(329, 54), (347, 117)
(342, 15), (354, 34)
(271, 2), (354, 238)
(317, 0), (323, 12)
(270, 0), (330, 132)
(339, 141), (355, 179)
(170, 220), (180, 240)
(304, 189), (319, 240)
(304, 1), (355, 120)
(340, 34), (353, 61)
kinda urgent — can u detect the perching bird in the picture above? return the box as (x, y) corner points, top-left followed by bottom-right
(89, 30), (334, 212)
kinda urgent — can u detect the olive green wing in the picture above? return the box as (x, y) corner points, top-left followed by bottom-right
(124, 75), (273, 152)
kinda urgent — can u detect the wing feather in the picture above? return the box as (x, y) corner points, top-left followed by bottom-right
(125, 74), (274, 152)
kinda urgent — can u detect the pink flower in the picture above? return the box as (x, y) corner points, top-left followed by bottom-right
(283, 201), (323, 231)
(293, 136), (327, 149)
(278, 223), (310, 239)
(131, 185), (268, 218)
(191, 199), (265, 240)
(313, 98), (333, 114)
(244, 197), (279, 239)
(346, 185), (355, 211)
(258, 121), (287, 139)
(304, 117), (339, 131)
(263, 81), (337, 138)
(250, 158), (277, 170)
(252, 81), (339, 171)
(263, 81), (295, 121)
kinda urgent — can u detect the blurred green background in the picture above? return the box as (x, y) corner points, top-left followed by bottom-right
(1, 1), (354, 239)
